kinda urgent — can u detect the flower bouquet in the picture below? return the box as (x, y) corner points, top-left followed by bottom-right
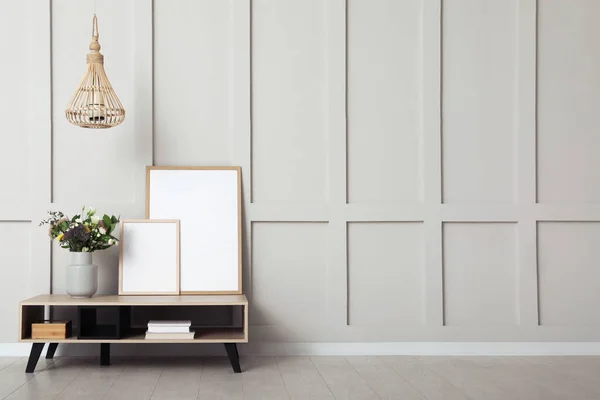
(40, 206), (120, 297)
(40, 206), (119, 252)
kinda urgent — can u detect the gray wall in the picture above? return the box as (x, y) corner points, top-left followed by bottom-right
(1, 0), (599, 347)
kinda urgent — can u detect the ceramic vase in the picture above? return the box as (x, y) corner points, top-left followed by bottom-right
(66, 252), (98, 298)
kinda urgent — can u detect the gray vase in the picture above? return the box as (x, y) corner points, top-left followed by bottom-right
(66, 252), (98, 298)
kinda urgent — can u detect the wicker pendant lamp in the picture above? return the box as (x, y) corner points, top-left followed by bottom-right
(65, 15), (125, 129)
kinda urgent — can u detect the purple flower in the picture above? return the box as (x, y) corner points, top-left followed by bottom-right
(63, 225), (90, 243)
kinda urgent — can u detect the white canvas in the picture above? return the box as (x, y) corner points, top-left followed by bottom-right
(147, 168), (240, 293)
(119, 220), (179, 295)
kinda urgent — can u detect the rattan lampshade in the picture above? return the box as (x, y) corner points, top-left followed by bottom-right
(65, 15), (125, 129)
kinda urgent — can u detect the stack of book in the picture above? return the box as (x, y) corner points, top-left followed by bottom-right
(145, 320), (195, 340)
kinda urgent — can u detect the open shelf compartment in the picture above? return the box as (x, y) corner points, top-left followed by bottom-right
(19, 295), (248, 344)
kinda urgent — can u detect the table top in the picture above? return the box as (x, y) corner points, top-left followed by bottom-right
(20, 294), (248, 306)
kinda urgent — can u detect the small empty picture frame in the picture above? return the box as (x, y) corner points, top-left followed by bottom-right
(119, 219), (180, 295)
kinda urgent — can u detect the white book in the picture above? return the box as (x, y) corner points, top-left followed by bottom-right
(147, 320), (191, 328)
(147, 326), (190, 334)
(145, 331), (195, 340)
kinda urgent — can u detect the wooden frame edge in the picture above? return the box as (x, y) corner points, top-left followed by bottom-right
(118, 219), (181, 296)
(243, 303), (248, 341)
(180, 291), (242, 295)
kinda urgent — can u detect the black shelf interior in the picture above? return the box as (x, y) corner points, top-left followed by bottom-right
(78, 306), (130, 339)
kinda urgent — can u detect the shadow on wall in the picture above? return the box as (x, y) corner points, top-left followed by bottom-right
(93, 246), (119, 295)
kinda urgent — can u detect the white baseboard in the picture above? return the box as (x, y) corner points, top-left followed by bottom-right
(243, 342), (600, 356)
(3, 342), (600, 357)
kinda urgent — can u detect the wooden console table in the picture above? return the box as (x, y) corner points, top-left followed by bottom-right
(19, 294), (248, 373)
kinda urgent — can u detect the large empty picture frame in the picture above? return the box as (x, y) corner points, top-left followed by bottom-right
(146, 166), (242, 294)
(119, 219), (180, 295)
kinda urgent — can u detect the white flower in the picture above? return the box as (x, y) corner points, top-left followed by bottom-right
(75, 218), (82, 223)
(108, 239), (115, 245)
(87, 207), (96, 216)
(81, 247), (89, 252)
(91, 215), (100, 224)
(99, 227), (107, 235)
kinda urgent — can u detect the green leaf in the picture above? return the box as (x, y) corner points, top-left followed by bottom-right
(103, 215), (111, 227)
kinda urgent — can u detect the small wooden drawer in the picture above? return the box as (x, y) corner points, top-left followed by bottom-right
(31, 321), (72, 339)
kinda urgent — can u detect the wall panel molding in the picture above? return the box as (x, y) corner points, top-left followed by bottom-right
(325, 0), (348, 329)
(2, 0), (600, 346)
(441, 0), (518, 204)
(516, 0), (539, 326)
(347, 222), (425, 330)
(443, 222), (519, 327)
(422, 0), (443, 326)
(251, 222), (330, 341)
(26, 0), (52, 298)
(538, 222), (600, 327)
(229, 0), (252, 299)
(153, 0), (231, 166)
(536, 0), (600, 203)
(132, 0), (154, 202)
(346, 0), (422, 204)
(48, 0), (153, 294)
(250, 0), (329, 204)
(51, 0), (144, 205)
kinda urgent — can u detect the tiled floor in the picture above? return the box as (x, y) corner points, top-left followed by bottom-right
(0, 355), (598, 399)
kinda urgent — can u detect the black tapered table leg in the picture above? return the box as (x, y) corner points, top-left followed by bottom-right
(26, 343), (44, 373)
(100, 343), (110, 366)
(46, 343), (59, 359)
(224, 343), (241, 373)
